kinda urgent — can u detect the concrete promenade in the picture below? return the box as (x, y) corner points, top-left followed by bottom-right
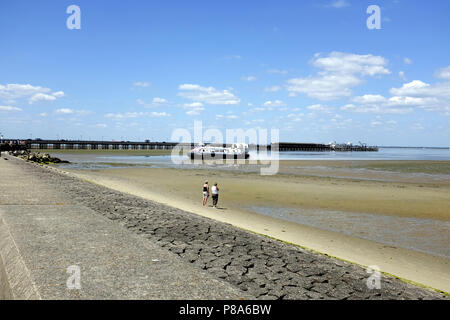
(0, 155), (248, 299)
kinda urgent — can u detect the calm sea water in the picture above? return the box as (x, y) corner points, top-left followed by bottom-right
(254, 147), (450, 161)
(53, 147), (450, 170)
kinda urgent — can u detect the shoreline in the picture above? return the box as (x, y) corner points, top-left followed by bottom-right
(57, 165), (450, 294)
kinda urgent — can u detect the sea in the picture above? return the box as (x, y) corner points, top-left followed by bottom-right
(52, 147), (450, 170)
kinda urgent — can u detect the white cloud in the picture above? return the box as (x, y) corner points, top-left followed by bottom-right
(264, 86), (282, 92)
(39, 112), (47, 117)
(241, 76), (257, 82)
(105, 111), (170, 120)
(342, 103), (405, 114)
(0, 84), (48, 99)
(389, 80), (431, 96)
(0, 83), (64, 104)
(390, 80), (450, 100)
(216, 114), (239, 120)
(404, 57), (413, 65)
(389, 80), (450, 114)
(137, 97), (169, 107)
(287, 73), (360, 100)
(286, 52), (390, 100)
(29, 93), (57, 104)
(178, 84), (240, 105)
(152, 97), (167, 104)
(307, 104), (334, 113)
(150, 112), (170, 117)
(55, 108), (74, 114)
(263, 100), (286, 108)
(389, 96), (440, 107)
(341, 79), (450, 115)
(371, 120), (383, 127)
(352, 94), (387, 104)
(183, 102), (204, 115)
(105, 112), (144, 119)
(340, 104), (363, 112)
(133, 82), (150, 87)
(341, 96), (414, 114)
(435, 66), (450, 80)
(329, 0), (349, 8)
(386, 120), (397, 125)
(223, 55), (242, 60)
(398, 71), (407, 81)
(186, 109), (202, 116)
(312, 52), (390, 76)
(183, 102), (204, 108)
(287, 112), (304, 122)
(0, 105), (22, 112)
(52, 91), (65, 98)
(76, 110), (93, 116)
(267, 69), (288, 75)
(55, 108), (92, 116)
(411, 122), (424, 130)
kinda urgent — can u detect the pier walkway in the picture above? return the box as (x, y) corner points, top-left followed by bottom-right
(1, 139), (378, 152)
(0, 155), (248, 299)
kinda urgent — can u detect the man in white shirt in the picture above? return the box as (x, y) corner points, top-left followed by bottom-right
(211, 183), (219, 208)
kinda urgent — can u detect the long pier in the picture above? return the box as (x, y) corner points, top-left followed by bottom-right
(272, 142), (378, 152)
(1, 139), (378, 152)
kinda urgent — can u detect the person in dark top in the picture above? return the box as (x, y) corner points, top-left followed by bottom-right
(202, 180), (209, 206)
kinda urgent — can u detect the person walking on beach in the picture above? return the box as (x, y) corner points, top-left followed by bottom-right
(212, 183), (219, 208)
(202, 180), (209, 206)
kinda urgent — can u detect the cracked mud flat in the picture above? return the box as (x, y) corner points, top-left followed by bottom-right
(14, 159), (447, 300)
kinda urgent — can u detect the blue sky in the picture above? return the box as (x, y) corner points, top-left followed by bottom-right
(0, 0), (449, 146)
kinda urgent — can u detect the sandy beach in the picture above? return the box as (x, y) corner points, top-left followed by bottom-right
(58, 159), (450, 293)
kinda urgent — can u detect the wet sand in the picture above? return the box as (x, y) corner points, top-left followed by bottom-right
(59, 160), (450, 293)
(69, 162), (450, 221)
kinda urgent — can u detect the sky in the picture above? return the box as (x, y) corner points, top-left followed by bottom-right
(0, 0), (449, 146)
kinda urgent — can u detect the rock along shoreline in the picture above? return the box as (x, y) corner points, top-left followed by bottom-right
(8, 150), (69, 165)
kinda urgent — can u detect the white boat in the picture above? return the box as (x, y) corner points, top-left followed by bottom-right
(189, 143), (250, 159)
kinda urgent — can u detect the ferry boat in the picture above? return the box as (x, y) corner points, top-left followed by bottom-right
(189, 143), (250, 159)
